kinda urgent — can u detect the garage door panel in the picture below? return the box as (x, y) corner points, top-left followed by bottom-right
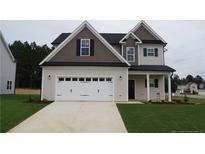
(55, 77), (113, 101)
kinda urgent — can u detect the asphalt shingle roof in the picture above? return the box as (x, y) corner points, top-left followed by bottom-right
(129, 65), (175, 72)
(51, 33), (165, 45)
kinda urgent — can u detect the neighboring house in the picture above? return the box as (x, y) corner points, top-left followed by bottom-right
(40, 20), (175, 102)
(198, 89), (205, 96)
(0, 31), (16, 94)
(177, 82), (198, 94)
(199, 83), (205, 95)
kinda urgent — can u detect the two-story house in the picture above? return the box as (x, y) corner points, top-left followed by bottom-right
(0, 31), (16, 94)
(40, 20), (175, 102)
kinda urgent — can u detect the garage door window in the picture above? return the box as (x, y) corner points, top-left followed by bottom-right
(92, 78), (98, 81)
(65, 78), (71, 81)
(72, 78), (78, 81)
(79, 78), (85, 82)
(59, 77), (64, 81)
(99, 78), (105, 82)
(106, 78), (112, 82)
(86, 78), (91, 82)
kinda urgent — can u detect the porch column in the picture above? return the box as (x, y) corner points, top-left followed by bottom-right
(168, 73), (172, 102)
(146, 74), (150, 101)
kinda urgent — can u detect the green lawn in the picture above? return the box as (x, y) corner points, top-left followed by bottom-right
(117, 104), (205, 133)
(0, 94), (49, 133)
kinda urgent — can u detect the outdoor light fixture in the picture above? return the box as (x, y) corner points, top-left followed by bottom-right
(48, 75), (51, 80)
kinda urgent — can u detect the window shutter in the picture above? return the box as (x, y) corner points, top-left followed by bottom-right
(90, 39), (94, 56)
(76, 39), (81, 56)
(155, 48), (158, 57)
(145, 79), (147, 88)
(143, 48), (147, 57)
(155, 79), (158, 88)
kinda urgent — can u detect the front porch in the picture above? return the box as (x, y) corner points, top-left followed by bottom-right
(128, 71), (172, 102)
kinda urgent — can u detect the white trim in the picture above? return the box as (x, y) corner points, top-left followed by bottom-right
(41, 67), (44, 101)
(80, 39), (90, 56)
(121, 44), (123, 57)
(119, 32), (142, 44)
(130, 20), (167, 44)
(126, 47), (135, 62)
(39, 21), (130, 66)
(146, 74), (150, 101)
(138, 44), (140, 65)
(168, 73), (172, 102)
(0, 31), (16, 62)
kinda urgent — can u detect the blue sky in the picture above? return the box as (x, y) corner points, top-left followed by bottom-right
(1, 20), (205, 78)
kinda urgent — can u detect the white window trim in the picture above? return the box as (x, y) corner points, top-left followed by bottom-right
(147, 48), (155, 57)
(80, 39), (90, 56)
(126, 47), (135, 62)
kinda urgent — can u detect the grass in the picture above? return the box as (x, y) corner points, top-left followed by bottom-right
(0, 94), (49, 133)
(15, 88), (40, 95)
(117, 104), (205, 133)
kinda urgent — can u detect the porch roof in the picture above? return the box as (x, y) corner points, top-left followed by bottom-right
(129, 65), (175, 72)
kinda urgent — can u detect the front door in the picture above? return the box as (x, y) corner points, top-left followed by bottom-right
(128, 80), (135, 99)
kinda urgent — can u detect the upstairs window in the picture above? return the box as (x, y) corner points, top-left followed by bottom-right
(80, 39), (90, 56)
(143, 48), (158, 57)
(126, 47), (135, 62)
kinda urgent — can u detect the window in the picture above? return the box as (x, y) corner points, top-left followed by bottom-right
(99, 78), (105, 82)
(126, 47), (135, 62)
(106, 78), (112, 82)
(144, 48), (158, 57)
(93, 78), (98, 81)
(72, 78), (78, 81)
(149, 79), (155, 87)
(65, 78), (71, 81)
(79, 78), (85, 82)
(145, 79), (158, 88)
(59, 77), (64, 81)
(7, 81), (12, 90)
(86, 78), (91, 82)
(147, 48), (155, 56)
(80, 39), (90, 56)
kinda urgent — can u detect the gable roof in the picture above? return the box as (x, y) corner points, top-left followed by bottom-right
(40, 21), (130, 66)
(52, 33), (165, 45)
(130, 20), (167, 44)
(119, 32), (142, 44)
(0, 31), (16, 63)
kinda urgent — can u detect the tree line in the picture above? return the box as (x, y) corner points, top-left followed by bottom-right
(9, 41), (53, 89)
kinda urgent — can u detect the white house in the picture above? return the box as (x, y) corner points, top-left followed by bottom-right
(0, 31), (16, 94)
(177, 82), (198, 94)
(40, 21), (175, 102)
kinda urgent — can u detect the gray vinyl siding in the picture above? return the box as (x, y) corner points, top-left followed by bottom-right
(50, 27), (121, 63)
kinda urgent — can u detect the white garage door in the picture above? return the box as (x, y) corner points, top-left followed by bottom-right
(55, 76), (113, 101)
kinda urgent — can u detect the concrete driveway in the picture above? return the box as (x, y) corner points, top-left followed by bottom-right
(9, 102), (127, 133)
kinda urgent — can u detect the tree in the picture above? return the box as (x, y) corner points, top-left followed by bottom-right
(186, 75), (194, 83)
(193, 75), (203, 86)
(9, 41), (52, 89)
